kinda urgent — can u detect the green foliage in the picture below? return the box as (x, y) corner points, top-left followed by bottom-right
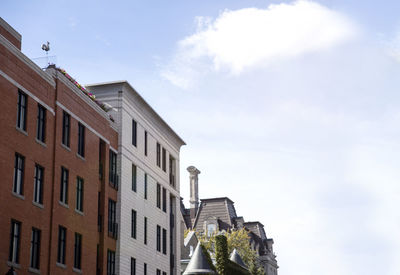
(215, 235), (229, 275)
(196, 229), (265, 275)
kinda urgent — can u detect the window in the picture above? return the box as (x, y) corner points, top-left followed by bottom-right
(60, 167), (69, 204)
(156, 183), (161, 209)
(33, 164), (44, 205)
(156, 225), (161, 252)
(162, 228), (167, 255)
(109, 150), (118, 189)
(36, 104), (46, 142)
(132, 164), (136, 192)
(107, 250), (115, 275)
(57, 226), (66, 264)
(207, 224), (216, 237)
(108, 199), (117, 239)
(162, 148), (166, 172)
(132, 119), (137, 147)
(157, 269), (161, 275)
(131, 257), (136, 275)
(74, 233), (82, 270)
(131, 209), (136, 239)
(144, 263), (147, 275)
(163, 272), (167, 275)
(169, 155), (176, 186)
(13, 153), (25, 195)
(77, 123), (85, 157)
(144, 217), (147, 245)
(76, 177), (84, 212)
(16, 90), (27, 131)
(62, 111), (70, 147)
(144, 173), (147, 200)
(156, 142), (161, 167)
(9, 220), (21, 263)
(144, 131), (147, 156)
(30, 227), (41, 269)
(162, 188), (167, 212)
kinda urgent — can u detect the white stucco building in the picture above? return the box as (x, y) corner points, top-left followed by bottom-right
(88, 82), (185, 275)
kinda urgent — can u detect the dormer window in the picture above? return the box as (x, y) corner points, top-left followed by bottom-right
(207, 224), (216, 236)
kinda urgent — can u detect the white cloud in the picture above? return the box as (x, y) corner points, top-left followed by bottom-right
(162, 0), (358, 88)
(68, 17), (78, 29)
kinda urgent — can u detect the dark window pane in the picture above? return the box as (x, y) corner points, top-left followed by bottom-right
(132, 119), (137, 146)
(16, 90), (27, 131)
(13, 153), (25, 195)
(57, 226), (66, 264)
(9, 220), (21, 263)
(33, 164), (44, 204)
(62, 112), (70, 147)
(30, 227), (41, 269)
(36, 104), (46, 142)
(78, 123), (85, 157)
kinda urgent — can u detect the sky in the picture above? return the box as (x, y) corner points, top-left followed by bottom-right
(2, 1), (400, 274)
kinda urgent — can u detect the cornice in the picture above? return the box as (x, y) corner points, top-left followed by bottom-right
(87, 81), (186, 150)
(0, 17), (21, 41)
(0, 34), (55, 87)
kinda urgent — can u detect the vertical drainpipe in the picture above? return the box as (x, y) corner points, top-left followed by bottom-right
(47, 68), (58, 275)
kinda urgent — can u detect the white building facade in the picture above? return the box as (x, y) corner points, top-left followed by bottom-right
(88, 82), (185, 275)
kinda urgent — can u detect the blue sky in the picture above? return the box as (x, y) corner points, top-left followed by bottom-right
(3, 1), (400, 274)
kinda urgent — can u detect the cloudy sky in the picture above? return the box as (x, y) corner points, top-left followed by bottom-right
(3, 0), (400, 274)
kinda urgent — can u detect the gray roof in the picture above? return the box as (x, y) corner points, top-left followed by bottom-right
(244, 221), (267, 240)
(229, 249), (248, 270)
(183, 243), (216, 275)
(193, 197), (237, 231)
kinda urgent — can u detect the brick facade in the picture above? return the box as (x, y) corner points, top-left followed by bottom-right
(0, 18), (118, 275)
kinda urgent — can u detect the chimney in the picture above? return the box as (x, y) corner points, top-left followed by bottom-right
(187, 166), (200, 225)
(0, 17), (22, 50)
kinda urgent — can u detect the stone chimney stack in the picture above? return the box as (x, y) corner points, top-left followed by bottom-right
(187, 166), (200, 224)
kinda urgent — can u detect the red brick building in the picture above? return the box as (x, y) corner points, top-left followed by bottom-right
(0, 17), (119, 275)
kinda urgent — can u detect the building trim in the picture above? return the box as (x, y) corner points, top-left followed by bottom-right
(0, 34), (55, 87)
(0, 69), (56, 115)
(120, 100), (181, 156)
(86, 81), (186, 147)
(92, 94), (180, 156)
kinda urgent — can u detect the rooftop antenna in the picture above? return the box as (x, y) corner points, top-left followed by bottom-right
(41, 41), (50, 65)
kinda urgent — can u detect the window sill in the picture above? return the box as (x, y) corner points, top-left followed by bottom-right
(56, 262), (66, 269)
(61, 143), (71, 151)
(12, 192), (25, 200)
(32, 201), (44, 209)
(35, 138), (47, 148)
(76, 153), (85, 161)
(7, 261), (21, 269)
(75, 209), (84, 216)
(15, 126), (28, 136)
(59, 201), (69, 209)
(73, 267), (82, 274)
(28, 267), (41, 274)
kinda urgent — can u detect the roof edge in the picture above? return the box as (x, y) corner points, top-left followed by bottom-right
(87, 80), (186, 147)
(0, 17), (21, 41)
